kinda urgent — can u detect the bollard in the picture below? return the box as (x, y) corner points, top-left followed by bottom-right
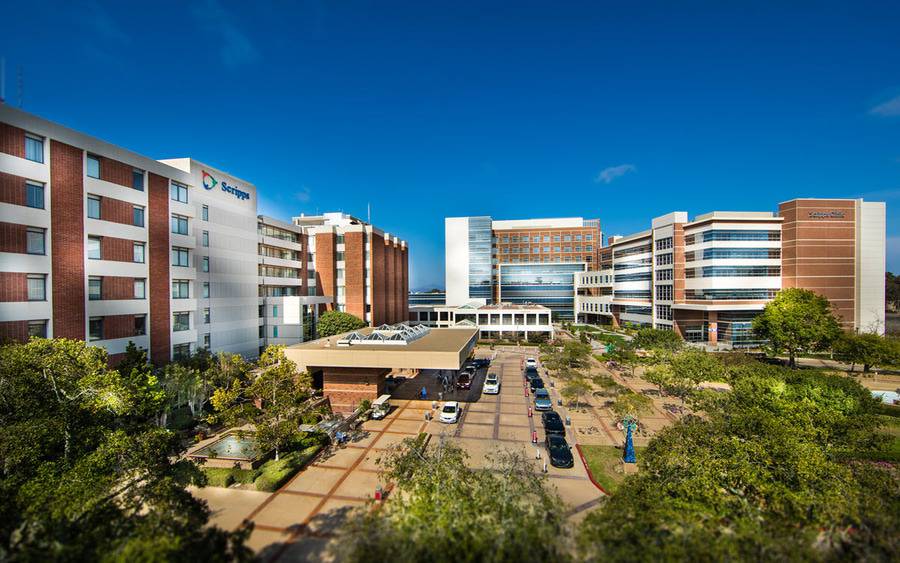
(565, 416), (571, 426)
(532, 430), (538, 444)
(557, 398), (562, 406)
(524, 386), (529, 397)
(374, 485), (383, 501)
(528, 406), (533, 418)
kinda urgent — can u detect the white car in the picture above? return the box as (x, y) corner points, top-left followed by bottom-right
(483, 374), (500, 394)
(439, 401), (461, 423)
(525, 357), (537, 369)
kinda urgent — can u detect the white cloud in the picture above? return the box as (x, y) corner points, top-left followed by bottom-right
(192, 0), (260, 69)
(594, 164), (636, 184)
(870, 95), (900, 117)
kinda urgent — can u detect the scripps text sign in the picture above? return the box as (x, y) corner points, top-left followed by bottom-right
(202, 170), (251, 201)
(808, 210), (845, 219)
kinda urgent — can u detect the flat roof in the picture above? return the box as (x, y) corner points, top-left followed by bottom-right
(284, 326), (478, 371)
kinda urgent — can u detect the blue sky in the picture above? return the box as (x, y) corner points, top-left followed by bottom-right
(2, 0), (898, 290)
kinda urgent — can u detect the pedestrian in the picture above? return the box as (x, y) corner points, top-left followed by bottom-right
(438, 391), (443, 402)
(420, 386), (427, 400)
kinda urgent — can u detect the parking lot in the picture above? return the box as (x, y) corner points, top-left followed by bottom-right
(194, 346), (603, 561)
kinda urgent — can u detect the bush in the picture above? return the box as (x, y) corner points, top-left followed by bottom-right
(166, 406), (196, 432)
(202, 467), (260, 488)
(316, 311), (367, 338)
(254, 444), (323, 492)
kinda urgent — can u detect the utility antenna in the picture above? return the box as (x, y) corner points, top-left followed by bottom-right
(367, 202), (371, 224)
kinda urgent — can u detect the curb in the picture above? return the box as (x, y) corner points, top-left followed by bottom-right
(574, 443), (609, 496)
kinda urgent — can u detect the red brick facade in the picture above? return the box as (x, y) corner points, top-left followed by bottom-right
(0, 272), (28, 302)
(315, 232), (336, 312)
(0, 171), (30, 207)
(101, 276), (137, 300)
(148, 173), (170, 365)
(0, 320), (31, 343)
(0, 222), (28, 254)
(343, 231), (366, 320)
(103, 314), (137, 340)
(100, 236), (137, 262)
(371, 232), (386, 325)
(96, 155), (137, 189)
(0, 122), (26, 159)
(319, 367), (389, 413)
(99, 196), (135, 226)
(50, 140), (85, 340)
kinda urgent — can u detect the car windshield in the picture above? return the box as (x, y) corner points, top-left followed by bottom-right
(545, 413), (561, 423)
(442, 405), (456, 413)
(535, 390), (549, 399)
(459, 374), (470, 381)
(548, 436), (567, 449)
(486, 377), (497, 383)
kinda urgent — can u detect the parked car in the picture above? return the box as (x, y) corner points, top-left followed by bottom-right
(440, 401), (461, 423)
(525, 357), (537, 368)
(529, 377), (545, 392)
(456, 372), (472, 390)
(541, 411), (566, 436)
(533, 389), (552, 411)
(483, 373), (500, 394)
(546, 434), (574, 468)
(370, 394), (391, 420)
(473, 358), (491, 368)
(524, 366), (540, 381)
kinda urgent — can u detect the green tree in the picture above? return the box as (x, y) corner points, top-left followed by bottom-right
(752, 288), (842, 367)
(610, 390), (653, 424)
(608, 345), (639, 377)
(886, 271), (900, 310)
(633, 328), (683, 352)
(333, 439), (569, 562)
(210, 346), (313, 461)
(561, 377), (592, 410)
(316, 310), (367, 338)
(833, 331), (899, 373)
(163, 351), (250, 418)
(0, 338), (251, 561)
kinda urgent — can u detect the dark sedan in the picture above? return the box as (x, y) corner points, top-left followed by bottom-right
(529, 377), (545, 392)
(456, 372), (472, 390)
(472, 358), (491, 368)
(541, 411), (566, 437)
(546, 434), (574, 468)
(524, 366), (540, 381)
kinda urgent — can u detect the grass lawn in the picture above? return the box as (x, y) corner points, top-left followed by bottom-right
(254, 444), (323, 491)
(202, 467), (260, 488)
(579, 444), (645, 494)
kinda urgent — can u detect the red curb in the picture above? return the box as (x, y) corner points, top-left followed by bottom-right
(575, 444), (610, 496)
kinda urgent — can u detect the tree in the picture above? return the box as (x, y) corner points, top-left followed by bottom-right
(610, 391), (653, 425)
(561, 377), (592, 410)
(163, 351), (250, 418)
(0, 338), (251, 561)
(752, 288), (842, 367)
(210, 346), (313, 461)
(316, 310), (367, 338)
(332, 439), (569, 562)
(633, 328), (683, 352)
(886, 272), (900, 311)
(608, 345), (639, 377)
(833, 332), (899, 373)
(544, 340), (592, 372)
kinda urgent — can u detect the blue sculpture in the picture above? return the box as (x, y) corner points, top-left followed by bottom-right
(623, 422), (636, 463)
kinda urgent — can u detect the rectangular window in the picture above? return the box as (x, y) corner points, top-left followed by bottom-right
(171, 247), (189, 267)
(202, 230), (209, 247)
(273, 326), (279, 338)
(134, 315), (147, 336)
(203, 333), (210, 348)
(86, 155), (100, 178)
(26, 227), (45, 255)
(201, 257), (209, 272)
(25, 134), (44, 163)
(543, 235), (550, 242)
(170, 181), (188, 203)
(88, 236), (101, 260)
(564, 235), (572, 242)
(656, 237), (673, 251)
(89, 317), (103, 341)
(336, 234), (344, 244)
(172, 279), (189, 299)
(134, 278), (146, 299)
(586, 234), (593, 241)
(335, 251), (345, 262)
(656, 253), (673, 266)
(259, 325), (265, 338)
(202, 282), (210, 298)
(202, 205), (209, 221)
(89, 277), (102, 300)
(522, 236), (529, 243)
(26, 181), (44, 209)
(173, 312), (190, 332)
(655, 285), (673, 301)
(171, 214), (189, 235)
(575, 234), (582, 241)
(87, 195), (101, 219)
(133, 242), (145, 263)
(173, 343), (191, 360)
(27, 320), (47, 338)
(273, 305), (279, 317)
(656, 269), (673, 281)
(27, 274), (46, 301)
(132, 169), (144, 191)
(203, 308), (210, 324)
(133, 206), (144, 227)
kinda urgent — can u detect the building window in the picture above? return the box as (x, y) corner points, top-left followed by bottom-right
(173, 312), (190, 332)
(336, 234), (344, 244)
(27, 274), (46, 301)
(202, 282), (210, 298)
(564, 235), (572, 242)
(575, 234), (582, 242)
(586, 234), (593, 241)
(173, 343), (191, 360)
(87, 195), (101, 219)
(656, 285), (673, 301)
(202, 205), (209, 221)
(88, 236), (102, 260)
(273, 326), (279, 338)
(656, 237), (673, 251)
(133, 206), (145, 227)
(170, 181), (188, 203)
(134, 278), (146, 299)
(89, 317), (103, 341)
(259, 325), (265, 338)
(86, 155), (101, 178)
(134, 315), (147, 336)
(132, 169), (144, 191)
(272, 305), (279, 317)
(171, 247), (189, 267)
(26, 181), (44, 209)
(172, 279), (190, 299)
(133, 242), (145, 263)
(202, 230), (209, 247)
(201, 257), (209, 272)
(26, 227), (45, 255)
(203, 333), (210, 348)
(25, 134), (44, 163)
(88, 277), (102, 300)
(656, 253), (673, 266)
(27, 320), (47, 338)
(656, 269), (673, 281)
(656, 304), (673, 321)
(171, 214), (189, 235)
(203, 308), (210, 324)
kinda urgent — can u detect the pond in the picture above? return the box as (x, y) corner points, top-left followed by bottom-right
(189, 433), (264, 469)
(872, 390), (899, 406)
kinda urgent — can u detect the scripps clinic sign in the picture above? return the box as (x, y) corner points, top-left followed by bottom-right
(202, 170), (250, 201)
(808, 210), (845, 219)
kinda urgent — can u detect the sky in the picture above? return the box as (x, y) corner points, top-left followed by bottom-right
(2, 0), (898, 290)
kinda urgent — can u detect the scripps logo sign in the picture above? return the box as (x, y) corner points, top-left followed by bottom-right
(808, 210), (845, 219)
(202, 171), (250, 201)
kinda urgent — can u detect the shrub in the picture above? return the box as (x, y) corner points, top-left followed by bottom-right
(254, 444), (322, 492)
